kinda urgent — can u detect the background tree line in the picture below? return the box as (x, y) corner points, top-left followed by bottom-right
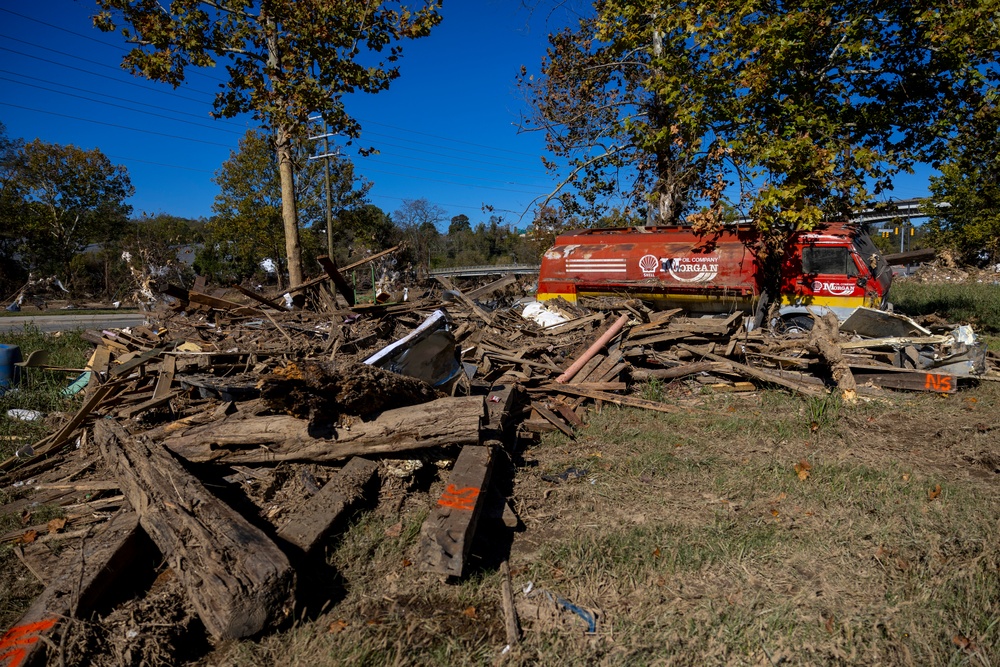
(0, 122), (535, 303)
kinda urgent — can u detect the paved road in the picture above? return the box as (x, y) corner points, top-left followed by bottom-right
(0, 313), (148, 333)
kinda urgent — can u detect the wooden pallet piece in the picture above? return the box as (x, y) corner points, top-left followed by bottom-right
(95, 420), (296, 640)
(418, 444), (494, 577)
(277, 457), (379, 553)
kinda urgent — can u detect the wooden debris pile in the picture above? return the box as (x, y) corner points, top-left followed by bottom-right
(1, 257), (996, 661)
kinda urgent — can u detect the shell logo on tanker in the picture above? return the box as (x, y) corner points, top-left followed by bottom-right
(648, 255), (720, 283)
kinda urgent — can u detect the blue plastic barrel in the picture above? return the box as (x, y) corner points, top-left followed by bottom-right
(0, 344), (22, 392)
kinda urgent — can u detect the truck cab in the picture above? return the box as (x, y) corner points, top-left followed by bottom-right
(776, 223), (892, 328)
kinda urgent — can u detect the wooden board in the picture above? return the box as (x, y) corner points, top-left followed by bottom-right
(853, 370), (958, 393)
(418, 445), (494, 577)
(317, 255), (357, 307)
(0, 510), (141, 667)
(95, 420), (295, 640)
(278, 457), (378, 553)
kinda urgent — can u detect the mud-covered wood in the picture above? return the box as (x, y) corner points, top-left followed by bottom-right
(164, 396), (485, 464)
(94, 420), (295, 640)
(260, 359), (443, 422)
(278, 457), (379, 552)
(418, 444), (494, 577)
(0, 510), (141, 667)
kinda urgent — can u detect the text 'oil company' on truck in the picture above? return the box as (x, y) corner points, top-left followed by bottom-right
(535, 221), (892, 331)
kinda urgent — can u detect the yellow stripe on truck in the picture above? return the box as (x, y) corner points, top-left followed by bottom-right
(778, 295), (867, 308)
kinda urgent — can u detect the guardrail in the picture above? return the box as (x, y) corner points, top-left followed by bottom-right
(427, 264), (540, 278)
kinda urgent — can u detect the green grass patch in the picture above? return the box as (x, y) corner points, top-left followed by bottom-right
(0, 325), (91, 459)
(891, 280), (1000, 332)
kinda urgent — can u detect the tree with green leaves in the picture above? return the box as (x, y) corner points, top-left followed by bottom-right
(95, 0), (441, 287)
(523, 0), (999, 267)
(204, 128), (368, 287)
(12, 140), (133, 286)
(394, 198), (445, 272)
(0, 122), (26, 295)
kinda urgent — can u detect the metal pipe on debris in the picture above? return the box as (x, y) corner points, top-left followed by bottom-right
(555, 313), (630, 384)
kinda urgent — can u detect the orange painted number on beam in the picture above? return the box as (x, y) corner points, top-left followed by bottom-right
(0, 618), (59, 667)
(438, 485), (480, 511)
(924, 374), (952, 392)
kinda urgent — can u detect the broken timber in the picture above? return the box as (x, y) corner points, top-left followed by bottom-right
(163, 396), (485, 464)
(418, 444), (494, 577)
(278, 457), (379, 553)
(95, 420), (296, 640)
(0, 510), (141, 667)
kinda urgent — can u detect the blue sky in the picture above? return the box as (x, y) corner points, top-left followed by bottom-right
(0, 1), (935, 230)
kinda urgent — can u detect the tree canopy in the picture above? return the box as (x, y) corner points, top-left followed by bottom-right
(522, 0), (1000, 253)
(95, 0), (441, 286)
(10, 140), (133, 285)
(202, 127), (369, 287)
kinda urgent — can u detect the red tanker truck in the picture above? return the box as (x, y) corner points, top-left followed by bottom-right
(536, 221), (892, 330)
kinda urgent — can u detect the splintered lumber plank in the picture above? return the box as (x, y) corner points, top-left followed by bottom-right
(434, 276), (494, 324)
(541, 312), (605, 336)
(418, 445), (494, 577)
(537, 384), (687, 414)
(631, 361), (730, 381)
(152, 354), (176, 401)
(277, 457), (378, 553)
(0, 382), (119, 474)
(675, 344), (826, 398)
(232, 284), (292, 311)
(187, 290), (263, 316)
(853, 369), (958, 393)
(94, 420), (295, 640)
(465, 274), (517, 301)
(624, 331), (691, 348)
(317, 255), (357, 306)
(530, 401), (575, 438)
(0, 510), (142, 667)
(164, 396), (485, 464)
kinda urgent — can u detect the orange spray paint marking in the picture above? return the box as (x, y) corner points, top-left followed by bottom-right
(0, 618), (59, 667)
(437, 485), (480, 511)
(924, 374), (952, 392)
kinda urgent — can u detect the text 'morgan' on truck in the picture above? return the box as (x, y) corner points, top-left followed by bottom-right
(536, 222), (892, 328)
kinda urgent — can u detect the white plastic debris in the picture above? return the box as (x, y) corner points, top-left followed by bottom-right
(6, 409), (43, 421)
(521, 301), (570, 328)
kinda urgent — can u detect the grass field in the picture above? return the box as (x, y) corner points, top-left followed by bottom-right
(205, 384), (999, 667)
(891, 280), (1000, 333)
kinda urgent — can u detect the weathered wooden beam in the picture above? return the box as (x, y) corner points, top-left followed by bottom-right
(164, 396), (485, 464)
(434, 276), (494, 324)
(187, 290), (263, 316)
(277, 457), (379, 553)
(675, 344), (827, 398)
(95, 420), (296, 640)
(0, 510), (142, 667)
(317, 255), (357, 307)
(232, 284), (292, 311)
(536, 384), (687, 414)
(530, 401), (575, 438)
(418, 444), (494, 577)
(464, 274), (517, 301)
(853, 369), (958, 393)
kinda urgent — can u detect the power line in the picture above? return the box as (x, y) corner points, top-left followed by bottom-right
(0, 102), (236, 149)
(0, 69), (253, 131)
(0, 46), (219, 106)
(0, 34), (224, 98)
(0, 7), (231, 86)
(104, 154), (216, 174)
(0, 76), (247, 136)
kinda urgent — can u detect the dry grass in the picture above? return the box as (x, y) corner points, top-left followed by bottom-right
(203, 383), (999, 666)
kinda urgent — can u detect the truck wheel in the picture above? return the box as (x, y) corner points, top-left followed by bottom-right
(778, 315), (814, 333)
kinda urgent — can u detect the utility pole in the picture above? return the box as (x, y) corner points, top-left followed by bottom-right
(308, 120), (341, 258)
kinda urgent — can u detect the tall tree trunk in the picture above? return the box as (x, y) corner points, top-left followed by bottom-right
(275, 126), (303, 288)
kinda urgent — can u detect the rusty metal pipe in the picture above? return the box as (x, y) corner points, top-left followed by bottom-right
(555, 313), (630, 383)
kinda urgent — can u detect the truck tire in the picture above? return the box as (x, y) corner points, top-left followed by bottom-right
(778, 314), (814, 333)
